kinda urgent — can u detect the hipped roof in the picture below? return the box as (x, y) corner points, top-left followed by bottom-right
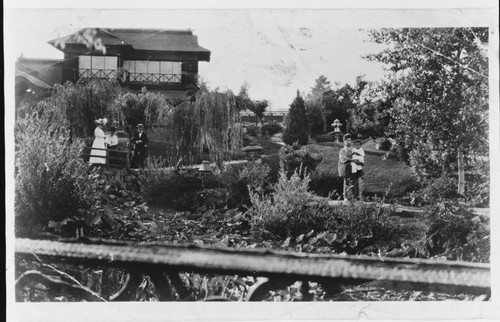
(48, 28), (211, 59)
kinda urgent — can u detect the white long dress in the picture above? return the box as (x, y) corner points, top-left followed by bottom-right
(89, 127), (107, 164)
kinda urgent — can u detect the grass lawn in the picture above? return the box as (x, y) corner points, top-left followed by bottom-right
(307, 143), (419, 198)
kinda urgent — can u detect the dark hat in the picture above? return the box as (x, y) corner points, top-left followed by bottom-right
(109, 126), (117, 132)
(354, 138), (361, 144)
(343, 133), (352, 141)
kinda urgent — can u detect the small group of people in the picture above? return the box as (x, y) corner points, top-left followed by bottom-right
(338, 133), (365, 202)
(89, 118), (148, 168)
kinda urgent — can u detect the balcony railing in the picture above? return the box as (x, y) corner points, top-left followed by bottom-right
(128, 72), (181, 84)
(78, 69), (117, 79)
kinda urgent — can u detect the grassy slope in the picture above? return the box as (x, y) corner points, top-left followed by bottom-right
(307, 143), (418, 197)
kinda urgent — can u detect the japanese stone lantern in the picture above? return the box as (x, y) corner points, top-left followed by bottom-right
(332, 119), (342, 143)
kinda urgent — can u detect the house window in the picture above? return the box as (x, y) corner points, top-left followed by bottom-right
(78, 56), (118, 79)
(123, 60), (182, 84)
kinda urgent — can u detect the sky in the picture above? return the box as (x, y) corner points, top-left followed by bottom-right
(6, 9), (392, 110)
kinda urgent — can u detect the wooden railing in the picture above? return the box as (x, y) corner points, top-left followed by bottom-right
(15, 238), (490, 301)
(128, 72), (182, 84)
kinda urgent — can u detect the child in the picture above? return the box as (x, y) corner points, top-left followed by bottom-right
(351, 139), (365, 200)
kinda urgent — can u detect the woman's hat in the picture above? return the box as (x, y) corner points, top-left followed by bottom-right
(95, 118), (108, 125)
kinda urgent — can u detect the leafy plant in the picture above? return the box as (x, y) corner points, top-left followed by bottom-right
(14, 113), (94, 236)
(423, 201), (489, 262)
(279, 143), (323, 178)
(220, 161), (272, 208)
(260, 122), (283, 137)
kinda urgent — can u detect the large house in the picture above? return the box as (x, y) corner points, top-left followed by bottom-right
(16, 28), (211, 104)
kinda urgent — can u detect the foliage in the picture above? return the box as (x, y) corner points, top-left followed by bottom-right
(260, 122), (283, 137)
(14, 113), (94, 236)
(138, 162), (222, 211)
(248, 167), (314, 238)
(237, 82), (268, 125)
(409, 175), (459, 206)
(464, 159), (489, 207)
(366, 28), (489, 181)
(283, 93), (310, 145)
(308, 170), (343, 198)
(116, 89), (171, 128)
(261, 153), (281, 184)
(220, 161), (272, 208)
(39, 78), (122, 138)
(152, 90), (243, 167)
(423, 201), (489, 262)
(279, 143), (323, 177)
(378, 138), (393, 151)
(306, 101), (326, 136)
(314, 133), (334, 143)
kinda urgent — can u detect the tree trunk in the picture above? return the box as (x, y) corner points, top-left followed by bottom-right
(457, 149), (465, 195)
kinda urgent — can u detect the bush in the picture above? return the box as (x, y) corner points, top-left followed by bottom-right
(423, 201), (489, 262)
(15, 114), (93, 236)
(261, 122), (283, 137)
(248, 167), (411, 253)
(261, 153), (281, 184)
(378, 138), (392, 151)
(248, 167), (314, 238)
(220, 161), (272, 208)
(307, 102), (326, 137)
(308, 170), (343, 198)
(279, 143), (323, 177)
(410, 175), (459, 205)
(138, 162), (222, 210)
(314, 133), (334, 143)
(245, 125), (260, 137)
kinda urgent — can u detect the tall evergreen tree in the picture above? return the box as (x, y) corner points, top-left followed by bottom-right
(283, 91), (310, 145)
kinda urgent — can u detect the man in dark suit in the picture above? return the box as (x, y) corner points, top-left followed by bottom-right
(131, 123), (148, 168)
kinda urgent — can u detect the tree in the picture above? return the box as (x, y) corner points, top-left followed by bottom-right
(283, 91), (309, 145)
(306, 101), (326, 137)
(237, 83), (268, 125)
(366, 28), (489, 193)
(308, 75), (332, 102)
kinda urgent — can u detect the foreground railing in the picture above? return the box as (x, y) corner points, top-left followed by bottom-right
(14, 238), (490, 301)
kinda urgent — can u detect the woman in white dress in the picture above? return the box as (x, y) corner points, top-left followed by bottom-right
(89, 118), (108, 164)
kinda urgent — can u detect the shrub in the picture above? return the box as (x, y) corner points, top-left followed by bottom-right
(410, 175), (459, 205)
(220, 161), (272, 208)
(261, 153), (280, 184)
(279, 143), (323, 177)
(378, 138), (392, 151)
(283, 93), (310, 145)
(314, 133), (334, 143)
(138, 162), (221, 210)
(308, 170), (343, 198)
(261, 122), (283, 137)
(248, 167), (314, 238)
(423, 201), (489, 262)
(15, 114), (93, 236)
(245, 125), (260, 137)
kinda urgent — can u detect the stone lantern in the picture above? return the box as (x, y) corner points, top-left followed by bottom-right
(332, 119), (343, 143)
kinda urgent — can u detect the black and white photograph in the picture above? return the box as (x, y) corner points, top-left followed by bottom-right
(5, 0), (500, 321)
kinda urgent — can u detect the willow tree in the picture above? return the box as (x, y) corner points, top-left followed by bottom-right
(366, 28), (489, 194)
(153, 90), (243, 166)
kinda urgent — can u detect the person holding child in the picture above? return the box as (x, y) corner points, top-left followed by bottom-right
(351, 138), (365, 200)
(338, 134), (365, 202)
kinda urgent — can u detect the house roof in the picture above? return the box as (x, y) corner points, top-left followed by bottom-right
(48, 28), (211, 57)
